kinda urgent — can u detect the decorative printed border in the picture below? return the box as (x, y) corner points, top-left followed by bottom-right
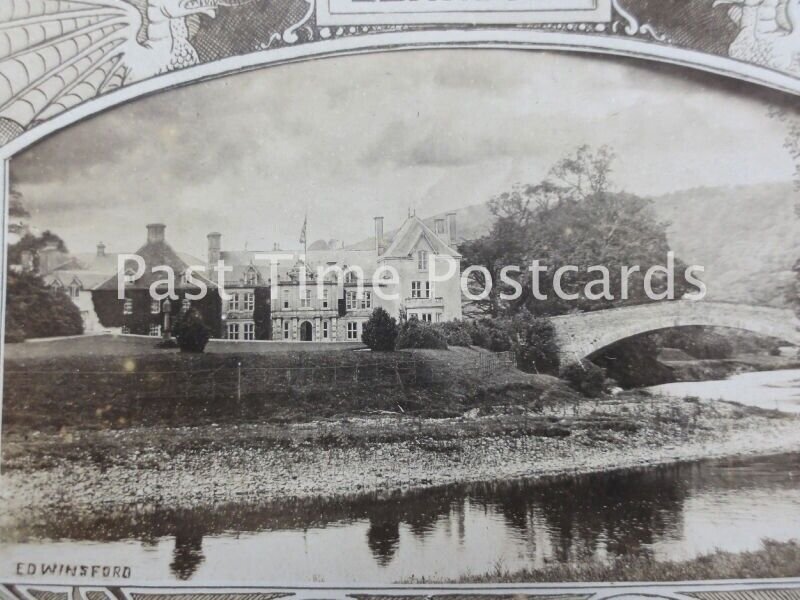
(0, 0), (799, 154)
(2, 581), (800, 600)
(2, 0), (800, 596)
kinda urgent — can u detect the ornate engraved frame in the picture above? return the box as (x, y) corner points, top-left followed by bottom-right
(1, 0), (799, 596)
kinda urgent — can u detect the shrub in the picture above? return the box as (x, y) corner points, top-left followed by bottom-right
(466, 319), (512, 352)
(362, 307), (399, 351)
(561, 360), (606, 398)
(514, 318), (561, 374)
(4, 271), (83, 341)
(397, 318), (448, 350)
(436, 320), (473, 347)
(172, 309), (211, 353)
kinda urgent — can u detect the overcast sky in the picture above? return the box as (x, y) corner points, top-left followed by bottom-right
(10, 49), (797, 258)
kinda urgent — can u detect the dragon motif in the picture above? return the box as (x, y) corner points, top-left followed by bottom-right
(714, 0), (800, 75)
(0, 0), (252, 143)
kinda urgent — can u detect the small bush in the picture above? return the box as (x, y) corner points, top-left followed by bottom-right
(467, 319), (512, 352)
(513, 317), (560, 374)
(561, 360), (606, 398)
(435, 320), (473, 347)
(397, 318), (448, 350)
(362, 307), (399, 352)
(171, 309), (211, 353)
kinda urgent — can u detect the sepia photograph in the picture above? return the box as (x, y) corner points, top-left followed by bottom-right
(0, 23), (799, 591)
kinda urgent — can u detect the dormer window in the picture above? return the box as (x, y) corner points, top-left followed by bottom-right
(246, 268), (258, 285)
(345, 270), (359, 284)
(417, 250), (428, 271)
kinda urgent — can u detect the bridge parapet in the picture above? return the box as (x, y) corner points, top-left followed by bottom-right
(550, 300), (800, 363)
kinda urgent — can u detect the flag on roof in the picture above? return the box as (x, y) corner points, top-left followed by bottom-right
(299, 215), (307, 245)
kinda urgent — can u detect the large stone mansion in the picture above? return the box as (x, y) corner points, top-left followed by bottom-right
(47, 213), (463, 342)
(215, 213), (463, 342)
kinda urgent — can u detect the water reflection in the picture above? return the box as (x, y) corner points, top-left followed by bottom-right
(2, 453), (799, 581)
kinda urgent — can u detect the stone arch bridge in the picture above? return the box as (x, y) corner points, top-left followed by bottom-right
(549, 301), (800, 363)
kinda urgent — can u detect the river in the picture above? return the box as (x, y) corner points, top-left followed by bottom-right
(2, 370), (799, 584)
(649, 368), (800, 414)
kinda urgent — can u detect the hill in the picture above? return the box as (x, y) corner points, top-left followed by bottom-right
(400, 182), (799, 307)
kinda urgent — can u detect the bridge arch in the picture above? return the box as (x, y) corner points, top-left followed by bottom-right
(550, 301), (800, 363)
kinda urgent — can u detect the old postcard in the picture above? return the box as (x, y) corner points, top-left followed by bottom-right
(0, 0), (799, 598)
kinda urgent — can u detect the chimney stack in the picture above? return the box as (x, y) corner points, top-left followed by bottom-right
(374, 216), (385, 255)
(147, 223), (166, 244)
(96, 242), (106, 257)
(446, 213), (457, 247)
(434, 218), (447, 240)
(207, 232), (222, 265)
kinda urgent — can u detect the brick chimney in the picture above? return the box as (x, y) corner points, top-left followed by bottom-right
(434, 218), (447, 240)
(446, 212), (457, 246)
(96, 242), (106, 257)
(374, 216), (385, 255)
(207, 232), (222, 265)
(147, 223), (166, 244)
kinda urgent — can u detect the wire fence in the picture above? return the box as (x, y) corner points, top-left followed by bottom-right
(3, 351), (518, 406)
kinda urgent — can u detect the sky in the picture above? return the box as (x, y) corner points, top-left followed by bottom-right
(10, 49), (798, 259)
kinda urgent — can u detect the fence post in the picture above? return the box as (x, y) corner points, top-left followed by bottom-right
(237, 361), (242, 403)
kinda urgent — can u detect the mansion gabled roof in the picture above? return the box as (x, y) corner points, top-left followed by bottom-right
(95, 240), (216, 292)
(381, 216), (461, 259)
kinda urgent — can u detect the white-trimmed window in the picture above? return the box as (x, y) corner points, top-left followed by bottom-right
(243, 292), (255, 311)
(123, 297), (133, 315)
(322, 288), (329, 309)
(283, 321), (290, 339)
(360, 291), (372, 310)
(282, 289), (290, 309)
(420, 313), (432, 323)
(246, 269), (258, 285)
(228, 293), (240, 311)
(69, 283), (80, 298)
(121, 326), (130, 334)
(300, 289), (312, 308)
(417, 250), (428, 271)
(323, 320), (329, 339)
(151, 300), (161, 314)
(243, 322), (255, 341)
(411, 281), (431, 299)
(346, 290), (357, 310)
(227, 322), (240, 339)
(345, 270), (359, 284)
(149, 323), (161, 337)
(347, 321), (359, 340)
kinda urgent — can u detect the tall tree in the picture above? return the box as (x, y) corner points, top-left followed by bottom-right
(462, 146), (693, 317)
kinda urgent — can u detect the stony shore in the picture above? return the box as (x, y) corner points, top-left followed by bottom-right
(2, 394), (799, 518)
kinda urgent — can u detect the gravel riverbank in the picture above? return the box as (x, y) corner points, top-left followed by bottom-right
(2, 394), (799, 518)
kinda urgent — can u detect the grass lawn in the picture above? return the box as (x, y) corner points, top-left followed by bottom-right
(2, 335), (571, 433)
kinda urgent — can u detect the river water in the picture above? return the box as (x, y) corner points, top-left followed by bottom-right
(649, 369), (800, 414)
(3, 371), (799, 583)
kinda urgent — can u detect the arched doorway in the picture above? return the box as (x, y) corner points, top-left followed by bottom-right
(300, 321), (313, 342)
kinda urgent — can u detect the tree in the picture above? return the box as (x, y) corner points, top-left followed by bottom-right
(461, 146), (694, 318)
(362, 307), (399, 352)
(8, 230), (69, 271)
(5, 271), (83, 341)
(172, 309), (211, 353)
